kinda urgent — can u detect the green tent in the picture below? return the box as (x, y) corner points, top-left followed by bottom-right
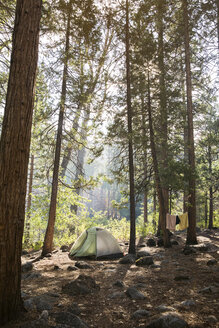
(69, 227), (123, 259)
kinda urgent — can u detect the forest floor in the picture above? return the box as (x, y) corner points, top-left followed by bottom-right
(4, 229), (219, 328)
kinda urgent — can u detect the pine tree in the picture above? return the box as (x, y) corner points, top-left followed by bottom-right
(0, 0), (42, 323)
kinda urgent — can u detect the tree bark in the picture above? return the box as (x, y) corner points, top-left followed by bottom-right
(147, 71), (171, 248)
(0, 0), (41, 324)
(182, 0), (197, 245)
(25, 153), (34, 245)
(126, 0), (136, 254)
(42, 7), (70, 256)
(208, 145), (213, 229)
(156, 0), (169, 215)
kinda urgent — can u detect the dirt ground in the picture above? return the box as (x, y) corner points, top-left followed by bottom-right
(4, 229), (219, 328)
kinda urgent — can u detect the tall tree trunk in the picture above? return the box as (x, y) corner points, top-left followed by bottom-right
(147, 71), (171, 248)
(157, 0), (169, 215)
(208, 145), (213, 229)
(182, 0), (197, 245)
(0, 0), (41, 324)
(25, 154), (34, 246)
(126, 0), (136, 254)
(140, 93), (148, 224)
(42, 8), (70, 256)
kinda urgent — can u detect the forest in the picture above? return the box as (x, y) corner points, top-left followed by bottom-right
(0, 0), (218, 326)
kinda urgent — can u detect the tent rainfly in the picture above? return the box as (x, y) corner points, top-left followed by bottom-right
(69, 227), (124, 259)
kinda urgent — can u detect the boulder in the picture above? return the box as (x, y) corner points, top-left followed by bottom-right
(136, 256), (154, 266)
(62, 274), (99, 296)
(119, 254), (136, 264)
(132, 309), (150, 319)
(53, 312), (88, 328)
(126, 287), (146, 300)
(147, 238), (156, 247)
(146, 314), (188, 328)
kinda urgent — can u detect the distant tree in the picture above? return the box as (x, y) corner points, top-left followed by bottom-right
(42, 1), (71, 256)
(0, 0), (42, 323)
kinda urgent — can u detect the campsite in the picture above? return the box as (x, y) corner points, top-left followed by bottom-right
(2, 228), (218, 328)
(0, 0), (219, 327)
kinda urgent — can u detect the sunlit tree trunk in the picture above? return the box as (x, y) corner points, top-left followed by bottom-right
(0, 0), (41, 323)
(42, 7), (71, 256)
(182, 0), (197, 244)
(126, 0), (136, 254)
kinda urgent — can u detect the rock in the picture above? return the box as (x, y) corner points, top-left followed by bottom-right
(67, 265), (79, 271)
(137, 251), (151, 258)
(174, 275), (190, 281)
(119, 254), (136, 264)
(60, 245), (69, 252)
(52, 249), (59, 254)
(44, 253), (52, 258)
(53, 311), (88, 327)
(67, 303), (81, 316)
(147, 238), (156, 247)
(207, 259), (217, 266)
(54, 265), (61, 270)
(156, 305), (175, 313)
(126, 287), (146, 300)
(113, 280), (125, 288)
(146, 314), (188, 328)
(22, 262), (33, 273)
(183, 246), (196, 255)
(198, 286), (219, 294)
(180, 300), (196, 308)
(136, 256), (154, 266)
(34, 298), (53, 312)
(23, 298), (36, 311)
(75, 261), (94, 269)
(39, 310), (49, 322)
(132, 309), (150, 319)
(206, 315), (217, 323)
(62, 274), (99, 296)
(108, 291), (125, 299)
(23, 272), (41, 280)
(157, 239), (164, 247)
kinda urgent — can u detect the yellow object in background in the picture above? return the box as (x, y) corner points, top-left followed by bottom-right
(178, 212), (188, 230)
